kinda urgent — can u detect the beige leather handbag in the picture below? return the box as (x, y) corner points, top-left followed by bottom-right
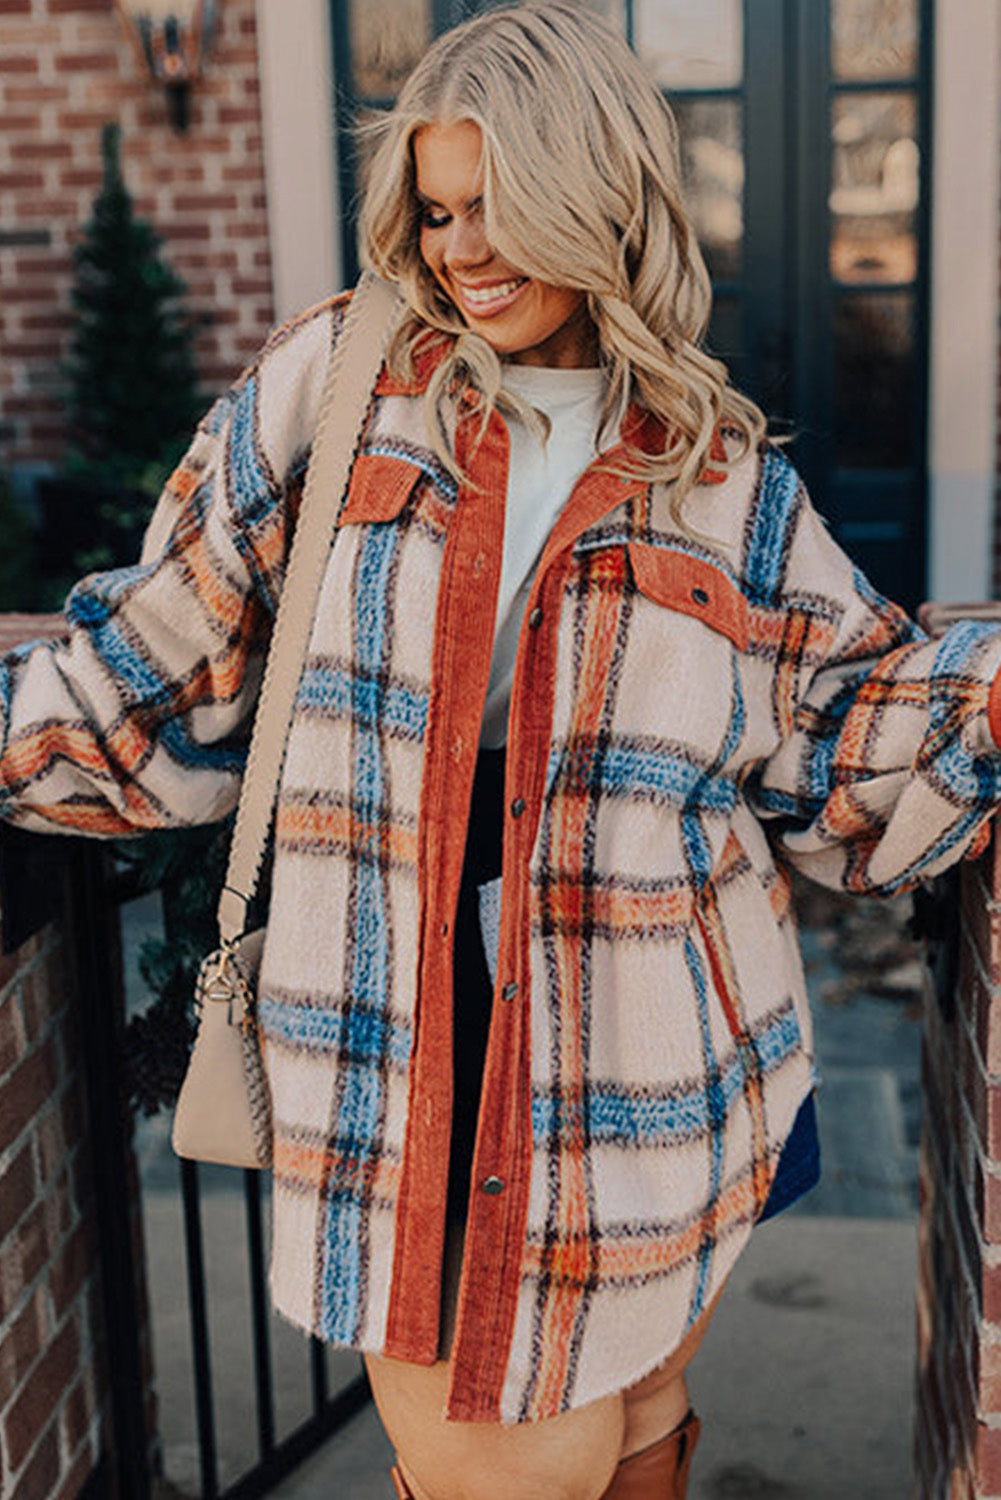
(171, 272), (405, 1169)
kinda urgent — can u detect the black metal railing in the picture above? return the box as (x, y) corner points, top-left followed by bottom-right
(39, 836), (372, 1499)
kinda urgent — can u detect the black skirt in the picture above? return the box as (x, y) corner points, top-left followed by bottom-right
(446, 745), (507, 1225)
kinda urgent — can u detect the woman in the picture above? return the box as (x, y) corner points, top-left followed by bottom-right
(3, 5), (1001, 1497)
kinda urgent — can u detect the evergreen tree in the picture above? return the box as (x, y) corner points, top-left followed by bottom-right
(65, 122), (201, 494)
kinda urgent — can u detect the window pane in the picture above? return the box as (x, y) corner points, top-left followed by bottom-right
(635, 0), (742, 90)
(832, 0), (919, 81)
(830, 93), (918, 285)
(351, 0), (431, 100)
(834, 293), (915, 468)
(672, 97), (743, 281)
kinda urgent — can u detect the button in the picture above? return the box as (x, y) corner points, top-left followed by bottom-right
(511, 797), (526, 818)
(442, 921), (449, 935)
(501, 981), (519, 1001)
(481, 1176), (505, 1196)
(691, 587), (710, 606)
(528, 607), (543, 629)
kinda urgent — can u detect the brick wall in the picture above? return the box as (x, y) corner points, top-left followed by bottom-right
(0, 0), (275, 477)
(0, 926), (109, 1500)
(915, 591), (1001, 1495)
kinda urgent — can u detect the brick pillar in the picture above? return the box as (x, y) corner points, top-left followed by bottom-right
(0, 925), (110, 1499)
(916, 608), (1001, 1497)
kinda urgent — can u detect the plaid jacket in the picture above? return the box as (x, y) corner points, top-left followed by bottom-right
(4, 292), (1001, 1423)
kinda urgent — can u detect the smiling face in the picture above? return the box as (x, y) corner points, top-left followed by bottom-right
(412, 119), (598, 369)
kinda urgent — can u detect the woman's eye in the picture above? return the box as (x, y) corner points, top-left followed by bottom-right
(420, 207), (450, 230)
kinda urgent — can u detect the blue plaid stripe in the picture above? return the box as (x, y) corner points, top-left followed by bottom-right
(319, 519), (408, 1343)
(296, 664), (428, 738)
(259, 994), (412, 1068)
(226, 376), (283, 609)
(64, 583), (244, 773)
(531, 1005), (800, 1147)
(744, 448), (801, 607)
(551, 740), (741, 814)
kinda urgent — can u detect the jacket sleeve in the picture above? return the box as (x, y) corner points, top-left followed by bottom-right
(0, 298), (343, 838)
(744, 453), (1001, 896)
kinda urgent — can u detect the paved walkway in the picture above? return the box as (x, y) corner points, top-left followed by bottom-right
(132, 888), (925, 1497)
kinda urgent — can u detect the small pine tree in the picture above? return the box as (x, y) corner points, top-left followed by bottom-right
(65, 122), (202, 496)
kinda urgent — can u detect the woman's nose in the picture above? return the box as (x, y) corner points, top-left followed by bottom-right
(443, 213), (489, 269)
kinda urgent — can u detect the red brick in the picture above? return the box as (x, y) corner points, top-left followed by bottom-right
(0, 1142), (36, 1238)
(217, 105), (260, 126)
(10, 202), (77, 222)
(0, 171), (45, 190)
(0, 54), (37, 71)
(52, 166), (98, 193)
(9, 141), (73, 161)
(36, 1100), (68, 1186)
(0, 0), (31, 11)
(20, 312), (72, 334)
(975, 1419), (1001, 1491)
(3, 1313), (79, 1470)
(44, 1166), (78, 1247)
(53, 1443), (98, 1500)
(214, 44), (259, 67)
(222, 163), (264, 184)
(0, 990), (25, 1077)
(59, 1373), (90, 1456)
(0, 284), (59, 305)
(233, 277), (272, 297)
(225, 219), (269, 240)
(173, 192), (240, 213)
(0, 1287), (46, 1407)
(4, 85), (70, 104)
(166, 221), (211, 242)
(18, 963), (55, 1051)
(48, 1221), (93, 1322)
(54, 52), (120, 72)
(55, 109), (114, 132)
(13, 256), (73, 278)
(0, 1038), (58, 1156)
(975, 967), (1001, 1076)
(48, 0), (111, 10)
(8, 1423), (59, 1500)
(0, 1200), (49, 1319)
(182, 250), (238, 270)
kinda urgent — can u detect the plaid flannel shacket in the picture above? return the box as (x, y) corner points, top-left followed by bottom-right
(4, 293), (1001, 1423)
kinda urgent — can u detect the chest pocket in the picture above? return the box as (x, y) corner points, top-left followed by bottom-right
(627, 542), (749, 651)
(336, 452), (424, 527)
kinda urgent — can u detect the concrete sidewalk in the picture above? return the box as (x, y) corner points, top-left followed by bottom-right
(141, 1189), (916, 1498)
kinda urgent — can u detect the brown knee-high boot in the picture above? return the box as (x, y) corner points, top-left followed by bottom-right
(598, 1409), (701, 1500)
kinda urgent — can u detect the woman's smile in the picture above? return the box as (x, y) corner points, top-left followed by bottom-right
(453, 275), (529, 316)
(413, 119), (597, 368)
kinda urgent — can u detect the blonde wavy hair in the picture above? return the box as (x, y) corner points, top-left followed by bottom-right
(360, 1), (766, 516)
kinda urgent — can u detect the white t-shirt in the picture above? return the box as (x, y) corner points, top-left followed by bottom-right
(479, 363), (612, 749)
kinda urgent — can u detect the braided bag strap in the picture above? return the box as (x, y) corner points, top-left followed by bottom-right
(216, 273), (405, 946)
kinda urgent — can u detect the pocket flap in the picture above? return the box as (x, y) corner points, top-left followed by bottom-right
(337, 452), (422, 527)
(627, 543), (749, 651)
